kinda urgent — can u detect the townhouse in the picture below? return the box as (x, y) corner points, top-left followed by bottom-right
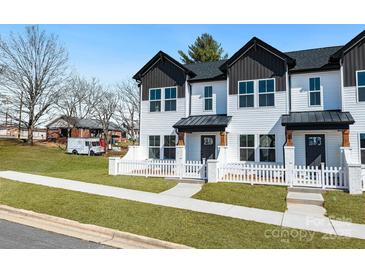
(131, 30), (365, 171)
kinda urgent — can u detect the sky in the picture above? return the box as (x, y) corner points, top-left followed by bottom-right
(0, 24), (364, 84)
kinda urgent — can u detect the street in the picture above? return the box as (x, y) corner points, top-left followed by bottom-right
(0, 219), (110, 249)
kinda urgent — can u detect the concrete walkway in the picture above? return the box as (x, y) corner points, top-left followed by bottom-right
(1, 170), (365, 240)
(160, 183), (202, 198)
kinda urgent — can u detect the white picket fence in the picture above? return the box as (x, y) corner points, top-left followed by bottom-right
(218, 162), (347, 189)
(115, 159), (206, 179)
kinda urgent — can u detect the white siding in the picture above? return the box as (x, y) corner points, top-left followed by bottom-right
(292, 130), (342, 167)
(343, 86), (365, 164)
(190, 81), (227, 115)
(139, 98), (185, 159)
(226, 90), (287, 163)
(185, 132), (220, 161)
(291, 70), (342, 112)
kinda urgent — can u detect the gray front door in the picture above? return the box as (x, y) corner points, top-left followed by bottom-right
(305, 134), (326, 167)
(201, 135), (215, 161)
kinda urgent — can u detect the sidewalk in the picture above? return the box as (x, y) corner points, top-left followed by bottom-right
(1, 170), (365, 240)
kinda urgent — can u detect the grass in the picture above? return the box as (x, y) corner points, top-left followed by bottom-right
(0, 139), (176, 193)
(193, 183), (287, 212)
(323, 190), (365, 224)
(1, 178), (365, 248)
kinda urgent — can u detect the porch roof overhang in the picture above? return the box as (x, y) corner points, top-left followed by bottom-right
(281, 110), (355, 130)
(173, 115), (232, 132)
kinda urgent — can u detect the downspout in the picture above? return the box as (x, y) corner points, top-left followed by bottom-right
(137, 80), (142, 145)
(283, 65), (291, 164)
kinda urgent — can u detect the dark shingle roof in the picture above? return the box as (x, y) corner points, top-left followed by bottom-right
(173, 114), (232, 131)
(184, 60), (227, 81)
(281, 110), (355, 128)
(285, 46), (343, 72)
(47, 116), (122, 131)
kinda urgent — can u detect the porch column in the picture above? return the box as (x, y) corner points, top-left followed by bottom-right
(284, 145), (295, 187)
(220, 131), (227, 146)
(342, 129), (350, 147)
(286, 129), (293, 146)
(176, 132), (186, 179)
(178, 131), (185, 145)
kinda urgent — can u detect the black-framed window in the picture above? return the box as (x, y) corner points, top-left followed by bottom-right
(239, 81), (254, 108)
(258, 79), (275, 107)
(309, 77), (321, 106)
(360, 134), (365, 165)
(357, 71), (365, 102)
(149, 89), (161, 112)
(165, 87), (177, 111)
(148, 135), (160, 159)
(240, 135), (255, 161)
(204, 86), (213, 111)
(164, 135), (176, 159)
(259, 134), (276, 162)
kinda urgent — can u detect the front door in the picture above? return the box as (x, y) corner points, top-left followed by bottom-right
(305, 134), (326, 167)
(201, 135), (216, 161)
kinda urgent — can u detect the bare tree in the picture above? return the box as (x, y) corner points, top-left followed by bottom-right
(0, 25), (68, 144)
(93, 87), (119, 146)
(115, 79), (140, 143)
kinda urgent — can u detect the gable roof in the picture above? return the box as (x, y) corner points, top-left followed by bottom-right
(132, 51), (195, 81)
(184, 60), (227, 82)
(285, 46), (343, 72)
(47, 116), (123, 131)
(220, 37), (296, 71)
(330, 30), (365, 61)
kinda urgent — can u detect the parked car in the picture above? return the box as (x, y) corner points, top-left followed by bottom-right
(66, 138), (104, 155)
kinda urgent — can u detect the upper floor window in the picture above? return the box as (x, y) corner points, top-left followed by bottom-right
(149, 89), (161, 112)
(357, 71), (365, 102)
(258, 79), (275, 107)
(163, 135), (176, 160)
(239, 81), (254, 108)
(309, 77), (321, 106)
(240, 135), (255, 161)
(360, 133), (365, 165)
(259, 134), (276, 162)
(165, 87), (177, 111)
(204, 86), (213, 111)
(148, 135), (160, 159)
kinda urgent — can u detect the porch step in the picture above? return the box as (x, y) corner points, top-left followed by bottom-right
(286, 203), (326, 217)
(286, 192), (324, 206)
(288, 187), (324, 194)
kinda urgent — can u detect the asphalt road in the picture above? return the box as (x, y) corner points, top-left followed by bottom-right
(0, 219), (111, 249)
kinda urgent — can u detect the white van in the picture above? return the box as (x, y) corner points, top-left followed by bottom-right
(67, 138), (104, 155)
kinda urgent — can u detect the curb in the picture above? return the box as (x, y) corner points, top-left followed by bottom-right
(0, 205), (192, 249)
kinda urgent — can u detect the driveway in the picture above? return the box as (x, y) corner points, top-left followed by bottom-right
(0, 219), (110, 249)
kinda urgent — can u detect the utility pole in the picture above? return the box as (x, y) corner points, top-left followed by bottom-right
(18, 91), (23, 139)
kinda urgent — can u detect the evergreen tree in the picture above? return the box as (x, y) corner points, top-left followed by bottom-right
(178, 33), (228, 64)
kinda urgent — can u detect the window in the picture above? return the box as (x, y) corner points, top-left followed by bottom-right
(258, 79), (275, 107)
(259, 135), (275, 162)
(357, 71), (365, 102)
(163, 135), (176, 159)
(360, 134), (365, 165)
(165, 87), (177, 111)
(149, 89), (161, 112)
(240, 135), (255, 161)
(203, 86), (213, 111)
(309, 77), (321, 106)
(149, 135), (160, 159)
(239, 81), (254, 108)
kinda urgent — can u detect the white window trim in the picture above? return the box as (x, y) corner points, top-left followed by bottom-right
(163, 135), (176, 160)
(259, 134), (276, 162)
(148, 86), (178, 113)
(239, 134), (255, 162)
(148, 88), (162, 113)
(148, 135), (161, 159)
(308, 77), (323, 107)
(258, 78), (276, 108)
(237, 80), (255, 109)
(359, 133), (365, 166)
(356, 70), (365, 103)
(203, 86), (214, 112)
(164, 86), (178, 112)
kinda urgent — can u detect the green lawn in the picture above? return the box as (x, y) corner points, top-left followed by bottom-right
(324, 190), (365, 224)
(0, 139), (175, 193)
(193, 183), (287, 212)
(1, 179), (365, 248)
